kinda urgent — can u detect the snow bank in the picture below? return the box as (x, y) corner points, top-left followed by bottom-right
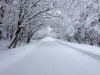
(57, 40), (100, 56)
(0, 40), (10, 52)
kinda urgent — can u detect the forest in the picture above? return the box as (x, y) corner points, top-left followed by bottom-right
(0, 0), (100, 48)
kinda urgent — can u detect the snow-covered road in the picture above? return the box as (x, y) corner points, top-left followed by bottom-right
(0, 39), (100, 75)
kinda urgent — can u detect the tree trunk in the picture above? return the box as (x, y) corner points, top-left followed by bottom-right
(8, 27), (22, 48)
(74, 34), (80, 44)
(8, 34), (18, 48)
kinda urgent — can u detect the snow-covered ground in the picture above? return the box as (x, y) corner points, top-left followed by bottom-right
(0, 37), (100, 75)
(0, 42), (37, 60)
(41, 36), (56, 41)
(0, 42), (39, 73)
(0, 40), (10, 52)
(57, 40), (100, 56)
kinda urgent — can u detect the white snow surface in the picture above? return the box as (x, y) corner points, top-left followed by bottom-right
(58, 40), (100, 56)
(0, 40), (10, 52)
(41, 36), (56, 41)
(0, 37), (100, 75)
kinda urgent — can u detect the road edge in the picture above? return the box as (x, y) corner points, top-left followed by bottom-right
(56, 40), (100, 61)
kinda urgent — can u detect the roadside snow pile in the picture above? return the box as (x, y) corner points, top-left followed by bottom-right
(58, 40), (100, 56)
(0, 40), (10, 52)
(0, 42), (38, 62)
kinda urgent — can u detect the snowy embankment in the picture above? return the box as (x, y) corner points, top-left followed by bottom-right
(0, 42), (38, 67)
(0, 40), (10, 52)
(0, 40), (31, 52)
(57, 40), (100, 57)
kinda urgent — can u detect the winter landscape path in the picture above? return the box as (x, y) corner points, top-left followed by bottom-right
(0, 37), (100, 75)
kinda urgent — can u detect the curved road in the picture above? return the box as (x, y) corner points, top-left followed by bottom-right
(0, 41), (100, 75)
